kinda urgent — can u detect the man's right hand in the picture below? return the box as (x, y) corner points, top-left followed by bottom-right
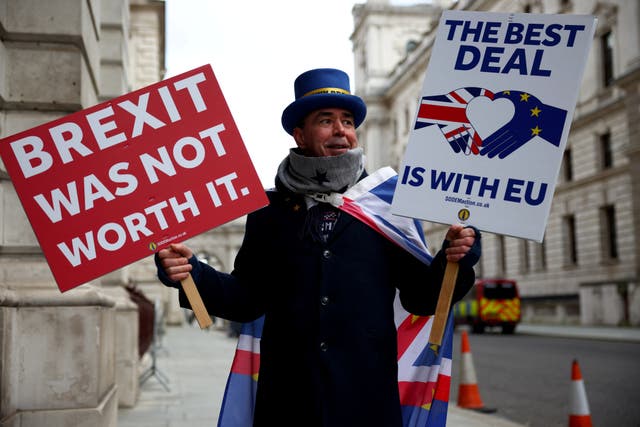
(157, 243), (194, 282)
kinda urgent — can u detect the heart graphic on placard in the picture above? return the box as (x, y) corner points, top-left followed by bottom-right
(466, 96), (515, 140)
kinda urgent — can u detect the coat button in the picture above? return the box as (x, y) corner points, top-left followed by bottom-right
(322, 250), (332, 259)
(320, 341), (328, 351)
(320, 296), (330, 306)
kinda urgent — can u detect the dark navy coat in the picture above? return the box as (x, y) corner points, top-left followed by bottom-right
(158, 188), (477, 427)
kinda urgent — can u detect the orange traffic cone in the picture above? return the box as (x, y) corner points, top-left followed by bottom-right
(457, 329), (494, 412)
(569, 359), (593, 427)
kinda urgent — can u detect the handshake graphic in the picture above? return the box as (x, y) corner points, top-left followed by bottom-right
(414, 87), (567, 159)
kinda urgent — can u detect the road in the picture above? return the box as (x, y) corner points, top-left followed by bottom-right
(449, 328), (640, 427)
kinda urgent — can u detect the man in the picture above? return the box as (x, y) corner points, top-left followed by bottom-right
(156, 68), (480, 427)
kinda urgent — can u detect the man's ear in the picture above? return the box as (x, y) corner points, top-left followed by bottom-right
(293, 127), (305, 149)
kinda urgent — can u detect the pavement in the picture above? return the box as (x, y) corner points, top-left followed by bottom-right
(517, 322), (640, 342)
(117, 321), (640, 427)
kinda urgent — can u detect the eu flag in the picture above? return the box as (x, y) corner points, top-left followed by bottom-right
(480, 90), (567, 159)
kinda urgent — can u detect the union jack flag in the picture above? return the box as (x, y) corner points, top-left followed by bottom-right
(218, 168), (454, 427)
(396, 301), (454, 426)
(341, 167), (454, 426)
(337, 167), (432, 265)
(217, 317), (262, 427)
(415, 87), (494, 155)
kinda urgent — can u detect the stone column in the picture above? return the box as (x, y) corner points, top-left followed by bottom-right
(0, 1), (125, 425)
(99, 278), (141, 408)
(0, 286), (117, 427)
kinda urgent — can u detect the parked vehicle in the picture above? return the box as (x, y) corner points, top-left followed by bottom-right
(454, 278), (521, 334)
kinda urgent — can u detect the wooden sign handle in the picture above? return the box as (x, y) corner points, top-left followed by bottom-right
(428, 261), (459, 346)
(180, 273), (213, 329)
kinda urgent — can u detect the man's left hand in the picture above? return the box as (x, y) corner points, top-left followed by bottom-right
(444, 224), (476, 263)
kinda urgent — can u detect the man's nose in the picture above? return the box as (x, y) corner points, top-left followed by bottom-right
(333, 120), (346, 135)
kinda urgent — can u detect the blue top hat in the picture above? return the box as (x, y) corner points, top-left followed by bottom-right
(281, 68), (367, 135)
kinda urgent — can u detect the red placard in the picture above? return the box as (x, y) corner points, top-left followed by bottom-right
(0, 65), (268, 292)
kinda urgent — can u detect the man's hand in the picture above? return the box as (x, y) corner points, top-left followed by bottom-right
(444, 224), (476, 262)
(157, 243), (194, 282)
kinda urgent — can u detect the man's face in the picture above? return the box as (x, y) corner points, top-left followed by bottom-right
(293, 108), (358, 157)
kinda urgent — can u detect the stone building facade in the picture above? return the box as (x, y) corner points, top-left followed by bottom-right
(0, 1), (166, 425)
(352, 0), (640, 326)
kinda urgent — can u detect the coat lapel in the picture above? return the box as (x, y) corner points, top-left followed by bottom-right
(327, 208), (356, 243)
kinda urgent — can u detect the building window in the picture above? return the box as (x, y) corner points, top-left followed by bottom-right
(532, 239), (547, 271)
(563, 215), (578, 265)
(196, 251), (210, 264)
(601, 31), (614, 86)
(600, 205), (618, 260)
(392, 117), (398, 140)
(196, 251), (223, 269)
(498, 235), (506, 275)
(475, 256), (484, 278)
(599, 131), (613, 169)
(537, 240), (547, 270)
(406, 39), (419, 54)
(520, 240), (530, 273)
(562, 148), (573, 182)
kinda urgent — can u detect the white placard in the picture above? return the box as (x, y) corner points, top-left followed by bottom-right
(391, 11), (597, 242)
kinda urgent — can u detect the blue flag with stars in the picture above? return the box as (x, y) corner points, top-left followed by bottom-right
(480, 90), (567, 159)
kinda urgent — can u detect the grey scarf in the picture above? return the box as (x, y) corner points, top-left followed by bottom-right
(276, 147), (365, 196)
(276, 147), (365, 242)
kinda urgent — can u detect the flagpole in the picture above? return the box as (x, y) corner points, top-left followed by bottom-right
(181, 273), (213, 329)
(428, 261), (459, 347)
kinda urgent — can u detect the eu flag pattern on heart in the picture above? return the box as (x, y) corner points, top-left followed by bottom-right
(481, 90), (567, 159)
(217, 168), (452, 427)
(415, 87), (567, 159)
